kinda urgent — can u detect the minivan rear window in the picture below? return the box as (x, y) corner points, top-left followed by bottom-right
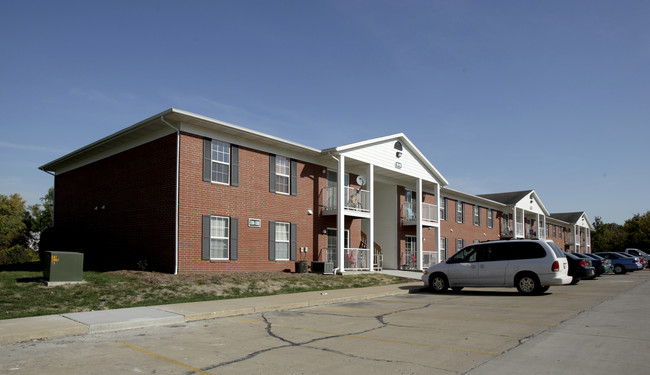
(546, 242), (566, 258)
(502, 242), (547, 260)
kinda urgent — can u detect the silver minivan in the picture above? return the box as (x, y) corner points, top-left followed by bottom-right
(422, 239), (571, 295)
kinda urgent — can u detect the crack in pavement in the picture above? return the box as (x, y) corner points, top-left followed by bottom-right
(196, 302), (443, 373)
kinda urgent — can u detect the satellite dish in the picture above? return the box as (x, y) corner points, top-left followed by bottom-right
(356, 175), (367, 186)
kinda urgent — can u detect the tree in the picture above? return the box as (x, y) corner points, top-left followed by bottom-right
(624, 211), (650, 250)
(591, 216), (626, 252)
(0, 193), (27, 250)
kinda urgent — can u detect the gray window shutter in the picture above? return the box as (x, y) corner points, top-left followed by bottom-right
(230, 217), (238, 260)
(202, 215), (211, 260)
(203, 138), (212, 182)
(290, 159), (297, 196)
(269, 154), (276, 193)
(269, 221), (276, 260)
(290, 223), (297, 261)
(231, 145), (239, 187)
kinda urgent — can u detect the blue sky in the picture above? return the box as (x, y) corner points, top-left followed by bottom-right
(1, 0), (648, 225)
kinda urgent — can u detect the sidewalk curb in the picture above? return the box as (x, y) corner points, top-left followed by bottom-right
(1, 282), (422, 345)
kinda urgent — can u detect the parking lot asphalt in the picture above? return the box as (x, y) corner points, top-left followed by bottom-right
(2, 270), (649, 374)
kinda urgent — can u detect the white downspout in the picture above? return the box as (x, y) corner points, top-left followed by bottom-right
(416, 178), (423, 271)
(160, 116), (180, 275)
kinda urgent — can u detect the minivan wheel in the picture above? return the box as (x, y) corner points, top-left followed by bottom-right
(429, 274), (449, 293)
(516, 274), (541, 295)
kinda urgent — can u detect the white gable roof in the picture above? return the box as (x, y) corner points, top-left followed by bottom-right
(323, 133), (448, 186)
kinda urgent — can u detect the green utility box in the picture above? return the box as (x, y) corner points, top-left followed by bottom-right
(43, 251), (84, 282)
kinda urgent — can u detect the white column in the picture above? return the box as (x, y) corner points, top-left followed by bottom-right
(368, 164), (374, 271)
(416, 178), (423, 270)
(512, 207), (517, 238)
(337, 155), (346, 273)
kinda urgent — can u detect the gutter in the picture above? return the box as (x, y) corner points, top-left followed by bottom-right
(160, 115), (180, 275)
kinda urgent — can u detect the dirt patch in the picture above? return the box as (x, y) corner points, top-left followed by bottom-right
(106, 270), (325, 286)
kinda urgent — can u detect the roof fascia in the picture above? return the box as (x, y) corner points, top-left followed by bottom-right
(441, 187), (508, 209)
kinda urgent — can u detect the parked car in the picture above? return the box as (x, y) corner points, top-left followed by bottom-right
(564, 252), (596, 284)
(624, 248), (650, 268)
(594, 252), (643, 274)
(583, 253), (613, 275)
(570, 253), (601, 279)
(422, 239), (571, 295)
(618, 252), (647, 269)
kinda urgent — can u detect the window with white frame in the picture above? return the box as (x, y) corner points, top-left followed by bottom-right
(487, 209), (494, 228)
(473, 205), (480, 226)
(559, 227), (563, 239)
(456, 201), (464, 223)
(275, 156), (290, 194)
(211, 140), (230, 184)
(209, 216), (229, 259)
(274, 222), (290, 260)
(440, 198), (447, 221)
(440, 237), (447, 260)
(456, 238), (465, 251)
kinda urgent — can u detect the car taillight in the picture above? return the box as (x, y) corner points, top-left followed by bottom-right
(552, 260), (560, 272)
(579, 260), (587, 267)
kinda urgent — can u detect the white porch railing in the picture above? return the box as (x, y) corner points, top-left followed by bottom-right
(324, 247), (371, 271)
(321, 187), (371, 213)
(516, 222), (524, 238)
(403, 202), (438, 224)
(422, 251), (437, 268)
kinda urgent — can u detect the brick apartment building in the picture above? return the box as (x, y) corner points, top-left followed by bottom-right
(39, 108), (592, 273)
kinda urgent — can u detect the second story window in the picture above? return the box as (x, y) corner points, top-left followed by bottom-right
(203, 138), (239, 186)
(456, 201), (464, 223)
(473, 205), (480, 226)
(270, 154), (297, 196)
(211, 140), (230, 184)
(487, 209), (493, 228)
(440, 198), (447, 221)
(275, 156), (290, 194)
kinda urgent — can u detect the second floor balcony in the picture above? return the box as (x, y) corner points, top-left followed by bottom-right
(321, 186), (371, 216)
(403, 201), (438, 226)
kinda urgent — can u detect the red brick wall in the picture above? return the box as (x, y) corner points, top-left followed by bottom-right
(177, 133), (335, 273)
(439, 199), (503, 256)
(51, 134), (177, 272)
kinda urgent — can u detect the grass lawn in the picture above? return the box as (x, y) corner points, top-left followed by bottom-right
(0, 266), (409, 320)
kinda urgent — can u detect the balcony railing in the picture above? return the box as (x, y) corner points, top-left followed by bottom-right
(324, 247), (372, 271)
(516, 222), (524, 238)
(403, 202), (438, 225)
(422, 251), (437, 268)
(321, 186), (371, 213)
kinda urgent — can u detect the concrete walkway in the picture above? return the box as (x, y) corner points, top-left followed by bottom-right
(0, 281), (422, 345)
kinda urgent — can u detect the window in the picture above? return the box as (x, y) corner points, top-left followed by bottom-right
(487, 209), (494, 228)
(440, 198), (448, 221)
(473, 205), (480, 226)
(440, 237), (447, 260)
(269, 221), (297, 261)
(553, 225), (557, 238)
(503, 213), (511, 231)
(559, 227), (563, 239)
(275, 222), (290, 260)
(202, 215), (238, 260)
(275, 156), (290, 194)
(270, 155), (297, 196)
(203, 139), (239, 186)
(456, 201), (464, 223)
(455, 238), (465, 252)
